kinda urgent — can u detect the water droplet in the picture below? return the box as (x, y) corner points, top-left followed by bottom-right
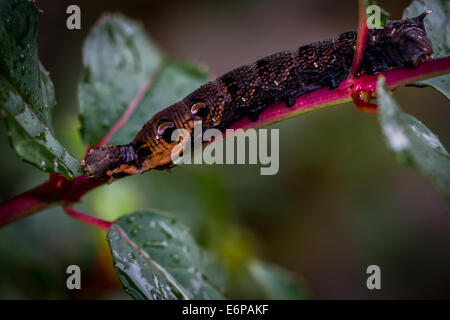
(53, 159), (59, 171)
(101, 119), (110, 128)
(142, 240), (167, 249)
(158, 221), (175, 239)
(188, 266), (197, 273)
(130, 225), (142, 236)
(170, 253), (180, 264)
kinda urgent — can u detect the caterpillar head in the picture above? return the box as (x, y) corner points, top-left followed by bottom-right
(384, 11), (434, 67)
(82, 144), (137, 179)
(82, 147), (111, 179)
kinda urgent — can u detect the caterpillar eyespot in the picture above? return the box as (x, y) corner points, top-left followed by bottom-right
(82, 13), (434, 179)
(157, 120), (176, 143)
(190, 102), (209, 118)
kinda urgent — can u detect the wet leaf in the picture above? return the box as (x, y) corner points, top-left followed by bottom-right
(403, 0), (450, 98)
(107, 210), (225, 300)
(377, 76), (450, 205)
(78, 14), (209, 147)
(108, 60), (209, 145)
(0, 0), (82, 177)
(248, 260), (309, 300)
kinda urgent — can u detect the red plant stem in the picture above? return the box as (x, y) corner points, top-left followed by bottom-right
(374, 56), (449, 90)
(230, 79), (352, 131)
(64, 206), (112, 231)
(0, 174), (107, 228)
(0, 181), (56, 226)
(231, 57), (450, 130)
(350, 0), (369, 77)
(57, 174), (108, 203)
(0, 56), (449, 228)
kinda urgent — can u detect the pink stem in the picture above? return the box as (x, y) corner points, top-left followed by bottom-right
(229, 56), (450, 131)
(378, 57), (450, 89)
(58, 174), (108, 203)
(350, 0), (369, 77)
(0, 181), (56, 226)
(64, 205), (112, 231)
(230, 79), (352, 131)
(0, 174), (107, 228)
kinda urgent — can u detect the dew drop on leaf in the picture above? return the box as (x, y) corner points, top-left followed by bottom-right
(130, 225), (142, 236)
(170, 253), (180, 264)
(142, 240), (168, 249)
(53, 159), (59, 171)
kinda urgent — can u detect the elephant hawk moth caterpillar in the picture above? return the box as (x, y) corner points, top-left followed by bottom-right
(82, 13), (433, 179)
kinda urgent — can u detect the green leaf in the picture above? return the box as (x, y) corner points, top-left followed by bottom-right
(403, 0), (450, 98)
(377, 76), (450, 205)
(107, 210), (225, 300)
(248, 260), (309, 300)
(0, 0), (82, 177)
(78, 14), (210, 147)
(108, 60), (209, 145)
(78, 14), (162, 147)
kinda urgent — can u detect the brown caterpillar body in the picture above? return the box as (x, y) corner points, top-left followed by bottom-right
(83, 13), (433, 179)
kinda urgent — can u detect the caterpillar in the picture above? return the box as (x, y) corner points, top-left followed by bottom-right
(82, 13), (433, 179)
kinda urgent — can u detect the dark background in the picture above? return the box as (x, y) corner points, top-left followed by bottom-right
(0, 0), (449, 299)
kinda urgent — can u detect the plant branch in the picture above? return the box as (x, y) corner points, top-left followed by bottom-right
(0, 56), (449, 228)
(0, 181), (56, 226)
(230, 56), (450, 131)
(350, 0), (369, 77)
(0, 173), (107, 228)
(64, 205), (112, 230)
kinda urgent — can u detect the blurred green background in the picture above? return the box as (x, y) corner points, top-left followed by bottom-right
(0, 0), (449, 299)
